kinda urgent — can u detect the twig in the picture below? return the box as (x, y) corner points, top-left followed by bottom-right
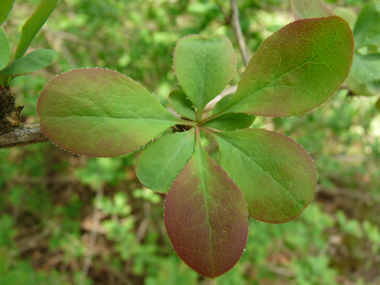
(230, 0), (250, 66)
(204, 85), (237, 112)
(215, 0), (230, 22)
(0, 124), (49, 148)
(80, 185), (104, 285)
(267, 265), (295, 277)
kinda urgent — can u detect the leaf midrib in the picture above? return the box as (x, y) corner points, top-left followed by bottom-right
(225, 27), (340, 114)
(195, 147), (215, 274)
(46, 114), (179, 123)
(218, 136), (301, 207)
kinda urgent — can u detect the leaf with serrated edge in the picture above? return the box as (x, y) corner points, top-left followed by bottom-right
(290, 0), (332, 20)
(174, 34), (236, 117)
(37, 68), (182, 157)
(136, 130), (195, 193)
(168, 90), (196, 120)
(215, 129), (316, 224)
(224, 16), (353, 117)
(0, 0), (16, 26)
(203, 113), (255, 131)
(164, 141), (248, 278)
(0, 49), (58, 77)
(14, 0), (58, 60)
(0, 28), (10, 71)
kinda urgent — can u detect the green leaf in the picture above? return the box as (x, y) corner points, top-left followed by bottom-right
(352, 1), (380, 49)
(215, 129), (316, 223)
(345, 2), (380, 96)
(136, 130), (196, 193)
(168, 90), (196, 120)
(290, 0), (332, 19)
(0, 28), (10, 71)
(224, 16), (353, 117)
(173, 35), (236, 117)
(375, 97), (380, 110)
(203, 113), (255, 131)
(346, 54), (380, 96)
(164, 141), (248, 278)
(37, 68), (181, 157)
(14, 0), (59, 60)
(0, 49), (58, 77)
(0, 0), (16, 26)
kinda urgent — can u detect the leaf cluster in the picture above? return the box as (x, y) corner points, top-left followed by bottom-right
(37, 13), (354, 277)
(0, 0), (58, 88)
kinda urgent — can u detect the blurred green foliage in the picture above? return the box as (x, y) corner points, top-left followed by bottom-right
(0, 0), (379, 284)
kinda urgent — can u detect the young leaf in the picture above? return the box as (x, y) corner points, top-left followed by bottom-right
(37, 68), (182, 157)
(346, 2), (380, 96)
(168, 90), (196, 120)
(290, 0), (332, 20)
(346, 54), (380, 96)
(0, 28), (10, 71)
(0, 0), (16, 26)
(224, 16), (354, 117)
(136, 130), (195, 193)
(203, 113), (255, 131)
(14, 0), (59, 60)
(173, 35), (236, 117)
(164, 141), (248, 278)
(215, 129), (316, 224)
(0, 49), (58, 77)
(352, 2), (380, 49)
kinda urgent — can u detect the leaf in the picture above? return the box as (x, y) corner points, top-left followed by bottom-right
(173, 34), (236, 117)
(375, 97), (380, 110)
(164, 141), (248, 278)
(168, 90), (196, 120)
(37, 68), (182, 157)
(352, 1), (380, 49)
(345, 2), (380, 96)
(0, 0), (16, 26)
(14, 0), (59, 60)
(0, 28), (10, 71)
(203, 113), (255, 131)
(346, 54), (380, 96)
(290, 0), (332, 20)
(0, 49), (58, 77)
(215, 129), (316, 224)
(224, 16), (353, 117)
(136, 130), (195, 193)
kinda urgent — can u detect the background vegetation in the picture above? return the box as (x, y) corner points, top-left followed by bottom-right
(1, 0), (379, 284)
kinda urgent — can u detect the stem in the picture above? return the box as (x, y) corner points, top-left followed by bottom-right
(195, 126), (201, 144)
(178, 119), (197, 127)
(4, 77), (11, 87)
(196, 108), (203, 122)
(199, 126), (220, 137)
(199, 111), (227, 125)
(230, 0), (250, 66)
(215, 0), (249, 66)
(0, 124), (49, 149)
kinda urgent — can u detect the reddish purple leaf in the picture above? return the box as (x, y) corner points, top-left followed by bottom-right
(164, 144), (248, 278)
